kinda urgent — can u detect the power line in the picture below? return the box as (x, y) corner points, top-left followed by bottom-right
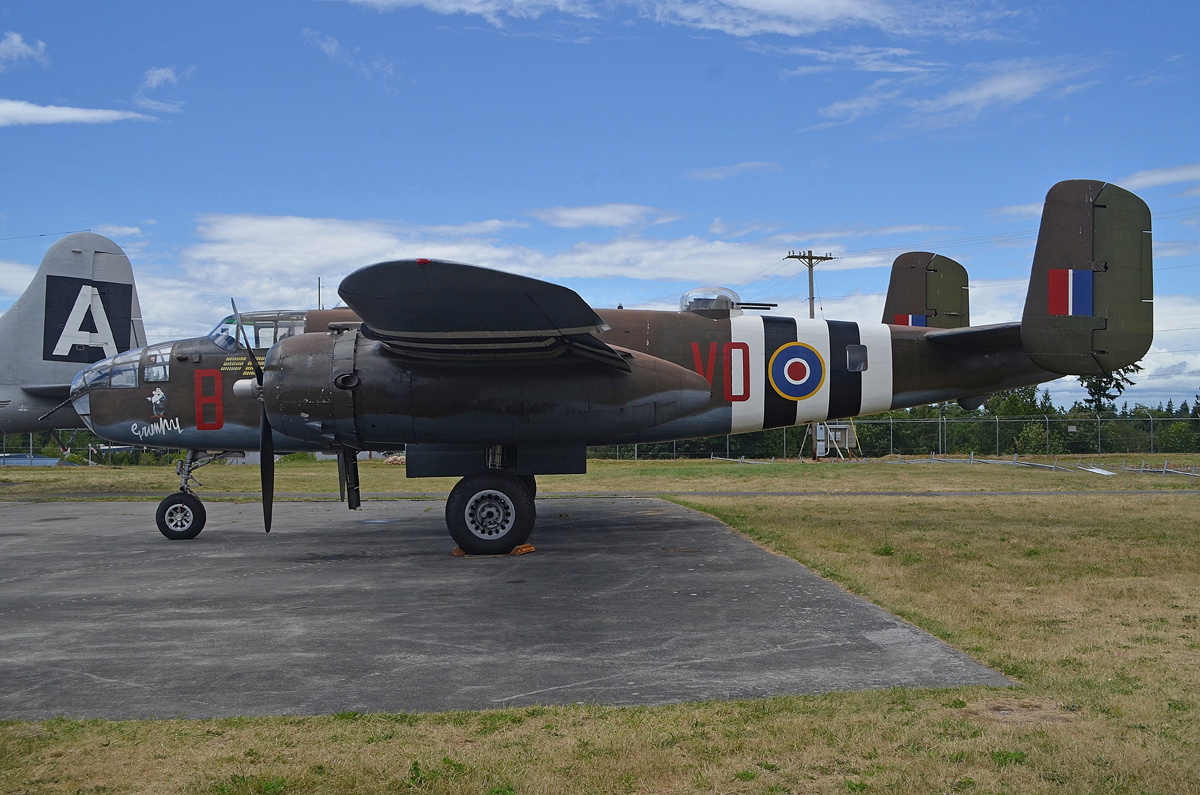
(738, 202), (1200, 299)
(0, 228), (90, 243)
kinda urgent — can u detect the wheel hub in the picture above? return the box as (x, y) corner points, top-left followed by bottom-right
(464, 489), (516, 539)
(164, 504), (194, 531)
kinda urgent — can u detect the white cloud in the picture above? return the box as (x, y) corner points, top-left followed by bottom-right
(686, 161), (782, 181)
(1119, 162), (1200, 191)
(771, 44), (940, 76)
(795, 222), (957, 241)
(130, 212), (839, 336)
(907, 58), (1095, 130)
(92, 224), (143, 238)
(1154, 240), (1200, 259)
(303, 29), (396, 85)
(0, 32), (47, 71)
(810, 77), (903, 126)
(343, 0), (594, 26)
(141, 66), (178, 90)
(0, 259), (37, 300)
(987, 203), (1042, 219)
(708, 217), (783, 237)
(336, 0), (987, 37)
(529, 203), (681, 228)
(0, 99), (152, 127)
(134, 65), (192, 113)
(800, 58), (1095, 133)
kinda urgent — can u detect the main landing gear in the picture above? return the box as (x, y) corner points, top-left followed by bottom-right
(446, 470), (536, 555)
(155, 450), (234, 540)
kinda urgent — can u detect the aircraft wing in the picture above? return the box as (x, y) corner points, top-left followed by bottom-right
(338, 259), (630, 370)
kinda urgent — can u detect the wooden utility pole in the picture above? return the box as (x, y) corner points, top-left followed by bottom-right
(784, 250), (836, 460)
(784, 250), (836, 319)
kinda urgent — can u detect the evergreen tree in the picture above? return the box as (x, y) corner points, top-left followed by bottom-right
(1079, 363), (1142, 412)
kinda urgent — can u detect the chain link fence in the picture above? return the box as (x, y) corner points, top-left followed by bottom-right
(588, 415), (1200, 460)
(853, 415), (1200, 457)
(7, 415), (1198, 466)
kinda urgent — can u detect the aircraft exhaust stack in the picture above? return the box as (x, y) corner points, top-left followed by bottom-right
(1020, 179), (1153, 376)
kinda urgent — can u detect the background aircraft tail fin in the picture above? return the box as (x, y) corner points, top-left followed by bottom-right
(0, 232), (145, 394)
(882, 251), (969, 328)
(1020, 180), (1153, 376)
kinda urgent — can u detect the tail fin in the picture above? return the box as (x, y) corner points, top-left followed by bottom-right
(0, 232), (145, 394)
(882, 251), (969, 328)
(1021, 180), (1152, 375)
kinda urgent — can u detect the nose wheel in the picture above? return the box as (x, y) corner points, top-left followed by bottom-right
(446, 471), (536, 555)
(156, 491), (207, 540)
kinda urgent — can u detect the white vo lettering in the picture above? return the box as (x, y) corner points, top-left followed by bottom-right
(729, 315), (765, 433)
(724, 342), (750, 401)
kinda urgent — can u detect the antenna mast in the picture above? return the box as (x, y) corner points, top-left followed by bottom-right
(784, 250), (836, 319)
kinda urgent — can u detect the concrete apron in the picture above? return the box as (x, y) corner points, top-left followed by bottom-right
(0, 498), (1008, 720)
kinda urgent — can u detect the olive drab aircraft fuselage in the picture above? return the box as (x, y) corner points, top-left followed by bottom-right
(70, 180), (1154, 553)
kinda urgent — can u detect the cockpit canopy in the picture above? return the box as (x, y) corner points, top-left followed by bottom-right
(208, 310), (307, 352)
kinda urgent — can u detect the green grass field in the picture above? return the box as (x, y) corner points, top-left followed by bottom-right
(3, 454), (1200, 499)
(2, 461), (1199, 793)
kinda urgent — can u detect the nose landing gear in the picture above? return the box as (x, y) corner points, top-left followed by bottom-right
(154, 450), (238, 540)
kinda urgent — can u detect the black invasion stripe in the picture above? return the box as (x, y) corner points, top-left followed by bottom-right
(761, 316), (798, 430)
(826, 320), (861, 420)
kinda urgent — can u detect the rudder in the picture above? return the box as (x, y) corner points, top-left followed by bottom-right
(1020, 180), (1152, 375)
(0, 232), (145, 392)
(882, 252), (969, 328)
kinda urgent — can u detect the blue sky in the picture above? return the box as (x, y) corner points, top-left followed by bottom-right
(1, 0), (1198, 407)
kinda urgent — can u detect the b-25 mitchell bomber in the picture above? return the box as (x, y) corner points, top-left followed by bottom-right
(68, 180), (1153, 553)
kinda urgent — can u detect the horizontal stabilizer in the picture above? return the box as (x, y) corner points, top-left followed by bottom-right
(20, 384), (73, 399)
(926, 322), (1022, 348)
(339, 259), (629, 370)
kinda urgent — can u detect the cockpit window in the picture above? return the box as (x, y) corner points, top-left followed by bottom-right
(279, 320), (304, 340)
(210, 311), (307, 351)
(142, 343), (172, 383)
(80, 361), (111, 389)
(208, 315), (239, 352)
(109, 350), (140, 388)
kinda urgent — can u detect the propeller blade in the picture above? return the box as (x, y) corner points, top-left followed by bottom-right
(260, 403), (274, 533)
(230, 298), (264, 384)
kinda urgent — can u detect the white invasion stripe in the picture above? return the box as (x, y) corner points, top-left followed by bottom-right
(858, 323), (893, 415)
(794, 319), (831, 425)
(729, 314), (764, 433)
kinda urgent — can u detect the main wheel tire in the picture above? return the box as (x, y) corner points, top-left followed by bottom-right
(518, 474), (537, 499)
(156, 492), (206, 540)
(446, 470), (535, 555)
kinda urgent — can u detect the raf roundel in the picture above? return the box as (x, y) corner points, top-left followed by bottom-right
(768, 342), (825, 401)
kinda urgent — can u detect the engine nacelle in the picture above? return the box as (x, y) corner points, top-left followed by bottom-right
(264, 331), (712, 449)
